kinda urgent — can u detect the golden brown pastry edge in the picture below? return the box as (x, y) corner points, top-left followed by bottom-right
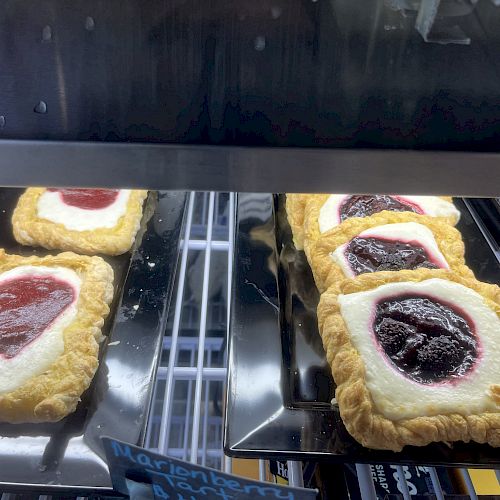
(12, 188), (148, 256)
(308, 211), (469, 293)
(303, 195), (458, 261)
(285, 194), (309, 250)
(317, 268), (500, 451)
(0, 250), (114, 423)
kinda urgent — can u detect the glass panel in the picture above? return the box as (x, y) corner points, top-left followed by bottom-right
(2, 1), (499, 151)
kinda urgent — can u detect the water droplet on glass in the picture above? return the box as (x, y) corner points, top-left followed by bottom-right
(254, 35), (266, 51)
(270, 6), (282, 18)
(34, 101), (47, 114)
(85, 16), (95, 31)
(38, 464), (48, 472)
(384, 24), (397, 31)
(42, 25), (52, 41)
(0, 116), (5, 128)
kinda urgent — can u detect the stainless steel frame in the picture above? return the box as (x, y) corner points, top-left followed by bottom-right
(0, 140), (499, 196)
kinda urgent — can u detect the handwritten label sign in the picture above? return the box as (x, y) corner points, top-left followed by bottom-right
(102, 438), (317, 500)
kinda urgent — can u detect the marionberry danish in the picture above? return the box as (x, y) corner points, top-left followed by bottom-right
(308, 211), (468, 292)
(303, 194), (460, 259)
(317, 269), (500, 451)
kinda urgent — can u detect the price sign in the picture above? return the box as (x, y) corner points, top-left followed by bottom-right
(102, 438), (317, 500)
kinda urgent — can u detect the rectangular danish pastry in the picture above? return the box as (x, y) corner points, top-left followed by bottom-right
(12, 188), (148, 256)
(297, 194), (460, 259)
(317, 268), (500, 451)
(308, 211), (469, 293)
(0, 250), (114, 423)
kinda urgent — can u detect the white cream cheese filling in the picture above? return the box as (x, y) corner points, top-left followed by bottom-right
(338, 279), (500, 420)
(397, 195), (460, 222)
(37, 189), (131, 231)
(330, 222), (449, 278)
(0, 266), (81, 394)
(318, 195), (460, 234)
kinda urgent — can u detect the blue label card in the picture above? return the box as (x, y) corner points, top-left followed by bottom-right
(102, 438), (317, 500)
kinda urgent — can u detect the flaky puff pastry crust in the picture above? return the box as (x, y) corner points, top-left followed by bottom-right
(303, 195), (456, 261)
(309, 212), (469, 293)
(0, 250), (114, 423)
(317, 268), (500, 451)
(285, 194), (310, 250)
(12, 188), (148, 256)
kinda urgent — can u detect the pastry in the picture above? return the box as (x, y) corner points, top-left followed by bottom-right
(285, 194), (309, 250)
(303, 194), (460, 258)
(317, 269), (500, 451)
(308, 212), (468, 292)
(12, 188), (148, 255)
(0, 250), (113, 423)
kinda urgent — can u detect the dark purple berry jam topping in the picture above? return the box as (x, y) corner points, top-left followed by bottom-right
(373, 295), (476, 384)
(339, 195), (422, 222)
(345, 237), (439, 276)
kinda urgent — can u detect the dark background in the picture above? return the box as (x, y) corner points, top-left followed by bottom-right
(1, 0), (500, 151)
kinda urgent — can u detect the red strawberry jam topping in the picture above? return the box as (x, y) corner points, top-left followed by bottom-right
(48, 188), (119, 210)
(0, 275), (75, 358)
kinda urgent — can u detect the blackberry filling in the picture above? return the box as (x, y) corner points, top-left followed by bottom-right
(345, 237), (439, 275)
(373, 295), (476, 383)
(339, 195), (421, 221)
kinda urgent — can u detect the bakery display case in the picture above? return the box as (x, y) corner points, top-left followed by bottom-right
(0, 0), (498, 498)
